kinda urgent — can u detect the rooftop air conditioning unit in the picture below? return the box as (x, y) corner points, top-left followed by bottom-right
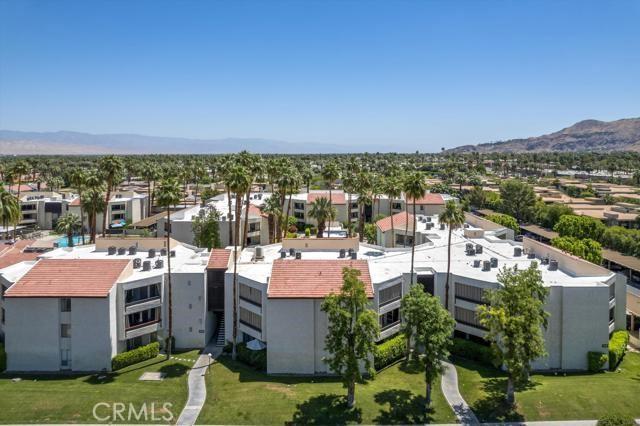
(289, 248), (296, 257)
(339, 249), (346, 258)
(490, 257), (498, 268)
(482, 260), (491, 271)
(440, 223), (445, 230)
(548, 259), (559, 271)
(117, 247), (126, 255)
(350, 252), (357, 260)
(142, 260), (152, 271)
(514, 247), (522, 257)
(129, 246), (137, 255)
(170, 250), (176, 257)
(148, 248), (156, 258)
(280, 250), (286, 259)
(255, 246), (264, 261)
(108, 246), (117, 255)
(133, 258), (142, 268)
(155, 259), (164, 269)
(160, 248), (167, 256)
(541, 257), (549, 265)
(528, 251), (536, 259)
(473, 259), (481, 268)
(426, 216), (431, 222)
(295, 252), (302, 260)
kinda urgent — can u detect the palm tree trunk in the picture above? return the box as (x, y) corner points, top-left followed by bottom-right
(410, 201), (417, 284)
(147, 180), (152, 213)
(327, 188), (332, 238)
(14, 179), (21, 241)
(404, 202), (409, 248)
(166, 207), (173, 359)
(284, 192), (292, 239)
(358, 203), (365, 242)
(445, 226), (452, 309)
(79, 190), (85, 245)
(390, 198), (395, 248)
(242, 190), (251, 249)
(102, 182), (111, 237)
(231, 194), (242, 361)
(227, 189), (233, 246)
(347, 192), (352, 237)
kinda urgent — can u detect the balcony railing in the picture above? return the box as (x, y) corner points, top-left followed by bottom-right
(125, 295), (161, 307)
(126, 319), (161, 331)
(380, 320), (401, 331)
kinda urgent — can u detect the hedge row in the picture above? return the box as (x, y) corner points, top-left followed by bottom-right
(223, 342), (267, 371)
(608, 330), (629, 371)
(587, 351), (608, 372)
(111, 342), (159, 371)
(451, 338), (495, 366)
(374, 333), (406, 371)
(0, 343), (6, 372)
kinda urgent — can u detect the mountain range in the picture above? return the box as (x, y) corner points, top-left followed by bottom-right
(1, 117), (639, 155)
(447, 117), (640, 153)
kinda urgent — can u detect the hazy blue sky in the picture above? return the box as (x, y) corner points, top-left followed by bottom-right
(1, 0), (638, 151)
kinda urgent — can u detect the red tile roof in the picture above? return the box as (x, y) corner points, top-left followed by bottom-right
(376, 212), (415, 233)
(5, 259), (130, 298)
(0, 240), (39, 269)
(307, 192), (346, 204)
(268, 259), (373, 298)
(4, 184), (33, 193)
(69, 198), (81, 206)
(406, 193), (444, 205)
(247, 204), (263, 218)
(208, 249), (231, 269)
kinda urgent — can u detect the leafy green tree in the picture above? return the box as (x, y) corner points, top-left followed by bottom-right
(487, 213), (520, 234)
(478, 263), (549, 405)
(535, 203), (574, 229)
(439, 200), (465, 309)
(554, 214), (606, 240)
(192, 207), (222, 249)
(411, 290), (456, 407)
(552, 236), (603, 264)
(400, 284), (426, 357)
(321, 267), (379, 409)
(155, 178), (182, 359)
(499, 179), (536, 222)
(363, 223), (377, 244)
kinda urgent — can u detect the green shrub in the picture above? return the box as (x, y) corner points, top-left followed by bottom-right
(111, 342), (159, 371)
(222, 342), (266, 370)
(597, 413), (636, 426)
(374, 333), (406, 370)
(487, 213), (520, 234)
(451, 338), (495, 366)
(0, 343), (6, 372)
(608, 330), (629, 370)
(587, 351), (608, 372)
(305, 228), (311, 237)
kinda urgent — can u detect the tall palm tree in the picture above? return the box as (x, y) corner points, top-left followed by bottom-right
(355, 171), (373, 242)
(0, 188), (20, 240)
(141, 162), (159, 214)
(82, 185), (105, 244)
(9, 161), (29, 241)
(308, 197), (336, 238)
(341, 170), (357, 237)
(403, 172), (428, 284)
(239, 152), (263, 249)
(98, 155), (123, 237)
(69, 169), (87, 245)
(439, 200), (465, 309)
(155, 178), (182, 360)
(277, 166), (300, 240)
(226, 165), (252, 360)
(383, 174), (402, 248)
(321, 162), (339, 238)
(262, 194), (282, 244)
(56, 213), (81, 247)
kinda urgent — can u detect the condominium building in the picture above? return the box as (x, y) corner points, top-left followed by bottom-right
(67, 191), (149, 234)
(18, 192), (73, 230)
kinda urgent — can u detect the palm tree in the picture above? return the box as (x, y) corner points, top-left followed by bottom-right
(383, 174), (402, 248)
(239, 152), (263, 249)
(277, 167), (300, 240)
(262, 194), (282, 244)
(0, 188), (20, 240)
(308, 197), (336, 238)
(98, 156), (123, 237)
(321, 162), (340, 238)
(155, 178), (182, 360)
(403, 172), (428, 284)
(56, 213), (81, 247)
(82, 185), (105, 244)
(226, 165), (252, 360)
(141, 162), (159, 214)
(439, 200), (465, 309)
(9, 161), (29, 240)
(355, 171), (373, 242)
(69, 169), (87, 245)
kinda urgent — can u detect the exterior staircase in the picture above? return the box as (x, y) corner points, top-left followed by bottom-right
(214, 315), (226, 347)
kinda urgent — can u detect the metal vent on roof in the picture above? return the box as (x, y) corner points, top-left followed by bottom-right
(350, 252), (357, 260)
(280, 250), (286, 259)
(440, 223), (445, 230)
(490, 257), (498, 268)
(117, 247), (126, 255)
(148, 248), (156, 258)
(548, 259), (559, 271)
(339, 249), (346, 258)
(514, 247), (522, 257)
(133, 258), (142, 268)
(108, 246), (117, 255)
(475, 244), (483, 254)
(426, 216), (431, 222)
(142, 260), (152, 271)
(289, 248), (295, 257)
(255, 246), (264, 260)
(473, 259), (481, 268)
(295, 252), (302, 260)
(482, 260), (491, 271)
(160, 248), (167, 256)
(170, 250), (176, 257)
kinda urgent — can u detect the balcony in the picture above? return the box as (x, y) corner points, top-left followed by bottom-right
(125, 319), (161, 339)
(124, 295), (162, 314)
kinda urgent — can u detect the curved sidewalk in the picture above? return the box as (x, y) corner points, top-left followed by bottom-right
(176, 345), (222, 426)
(441, 360), (479, 425)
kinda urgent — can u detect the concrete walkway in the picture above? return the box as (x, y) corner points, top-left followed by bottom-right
(176, 344), (222, 426)
(440, 360), (479, 425)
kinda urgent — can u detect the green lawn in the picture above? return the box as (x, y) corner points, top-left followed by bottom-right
(0, 350), (199, 424)
(455, 352), (640, 422)
(198, 357), (455, 425)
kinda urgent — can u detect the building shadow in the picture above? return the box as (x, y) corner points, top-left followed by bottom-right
(289, 394), (362, 425)
(373, 389), (434, 424)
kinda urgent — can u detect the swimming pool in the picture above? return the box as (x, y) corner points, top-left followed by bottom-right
(55, 235), (88, 247)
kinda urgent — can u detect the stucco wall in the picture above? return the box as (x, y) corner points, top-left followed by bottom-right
(170, 272), (208, 349)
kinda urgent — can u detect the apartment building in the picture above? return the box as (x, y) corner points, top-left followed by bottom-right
(224, 213), (626, 374)
(157, 192), (270, 247)
(18, 192), (73, 230)
(67, 191), (149, 235)
(0, 237), (211, 372)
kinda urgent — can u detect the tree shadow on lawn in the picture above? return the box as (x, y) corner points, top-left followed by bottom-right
(288, 394), (362, 425)
(159, 363), (190, 379)
(471, 377), (538, 422)
(373, 389), (435, 424)
(398, 358), (423, 375)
